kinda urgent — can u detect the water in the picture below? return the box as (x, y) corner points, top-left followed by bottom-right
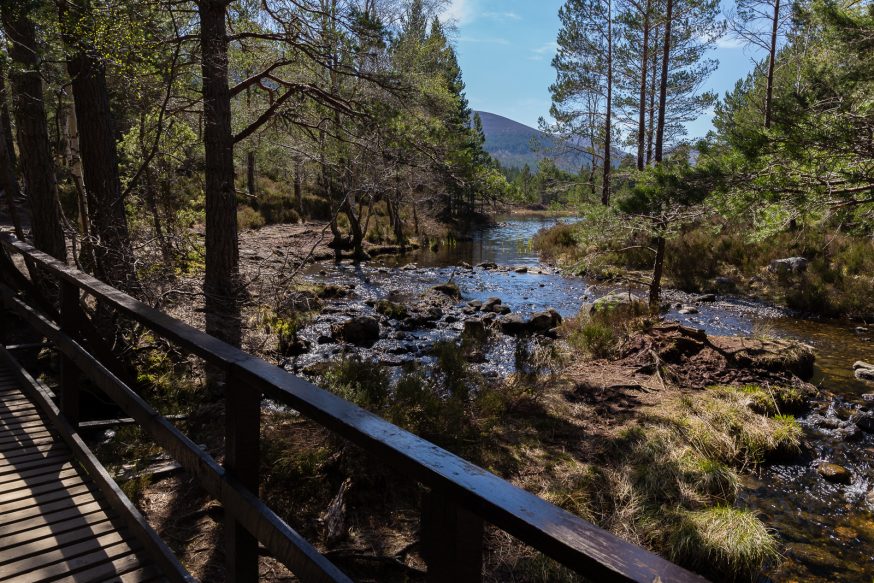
(298, 215), (874, 581)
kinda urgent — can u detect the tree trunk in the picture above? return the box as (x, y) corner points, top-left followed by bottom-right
(246, 150), (256, 198)
(646, 23), (660, 166)
(293, 160), (303, 217)
(0, 59), (16, 168)
(63, 31), (141, 295)
(764, 0), (780, 129)
(601, 0), (613, 206)
(649, 235), (666, 308)
(2, 5), (67, 262)
(637, 1), (651, 171)
(0, 107), (23, 239)
(654, 0), (673, 164)
(199, 0), (242, 348)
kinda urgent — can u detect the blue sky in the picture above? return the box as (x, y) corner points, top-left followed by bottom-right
(440, 0), (759, 140)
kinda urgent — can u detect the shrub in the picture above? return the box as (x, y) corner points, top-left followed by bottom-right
(322, 357), (390, 410)
(237, 206), (265, 230)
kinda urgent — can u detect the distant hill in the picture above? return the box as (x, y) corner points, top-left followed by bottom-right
(474, 111), (592, 173)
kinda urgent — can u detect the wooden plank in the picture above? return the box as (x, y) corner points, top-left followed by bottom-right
(0, 473), (88, 506)
(0, 348), (194, 583)
(0, 441), (65, 463)
(52, 551), (147, 583)
(0, 481), (93, 515)
(0, 430), (55, 447)
(0, 464), (79, 492)
(2, 499), (106, 537)
(0, 459), (73, 486)
(0, 529), (130, 579)
(0, 518), (118, 565)
(0, 448), (67, 472)
(0, 489), (94, 527)
(4, 539), (140, 583)
(104, 565), (165, 583)
(0, 510), (111, 552)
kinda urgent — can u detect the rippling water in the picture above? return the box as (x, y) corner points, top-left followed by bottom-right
(301, 215), (874, 581)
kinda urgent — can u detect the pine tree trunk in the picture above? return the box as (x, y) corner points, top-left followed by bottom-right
(246, 150), (256, 198)
(765, 0), (780, 129)
(64, 42), (141, 295)
(0, 107), (22, 239)
(199, 0), (242, 347)
(293, 160), (303, 217)
(1, 5), (66, 262)
(0, 60), (16, 168)
(646, 24), (660, 166)
(601, 0), (613, 206)
(637, 2), (651, 171)
(654, 0), (673, 164)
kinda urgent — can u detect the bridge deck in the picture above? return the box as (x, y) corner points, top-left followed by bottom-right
(0, 364), (168, 583)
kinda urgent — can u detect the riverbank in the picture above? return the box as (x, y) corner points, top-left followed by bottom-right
(531, 219), (874, 321)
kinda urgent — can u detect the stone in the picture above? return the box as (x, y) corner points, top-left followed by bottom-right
(769, 257), (809, 274)
(401, 263), (417, 271)
(444, 315), (459, 324)
(590, 292), (645, 316)
(853, 360), (874, 370)
(459, 262), (472, 269)
(514, 266), (528, 273)
(678, 306), (699, 315)
(499, 314), (529, 335)
(467, 300), (483, 310)
(317, 335), (333, 345)
(481, 297), (503, 312)
(834, 425), (864, 442)
(855, 326), (869, 335)
(431, 283), (461, 299)
(853, 412), (874, 433)
(693, 294), (716, 303)
(855, 368), (874, 382)
(817, 463), (853, 485)
(462, 318), (488, 341)
(279, 338), (310, 357)
(528, 309), (562, 333)
(476, 261), (498, 270)
(862, 394), (874, 402)
(331, 316), (380, 347)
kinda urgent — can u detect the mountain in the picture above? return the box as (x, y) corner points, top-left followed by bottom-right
(474, 111), (592, 173)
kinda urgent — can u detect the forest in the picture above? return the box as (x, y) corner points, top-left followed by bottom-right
(0, 0), (872, 581)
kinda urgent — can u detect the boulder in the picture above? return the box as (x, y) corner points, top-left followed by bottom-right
(590, 292), (645, 316)
(529, 309), (562, 333)
(481, 297), (503, 313)
(817, 463), (853, 485)
(853, 360), (874, 370)
(331, 316), (380, 347)
(693, 294), (716, 303)
(862, 393), (874, 402)
(462, 318), (488, 341)
(678, 306), (699, 315)
(499, 314), (529, 335)
(769, 257), (808, 274)
(467, 300), (483, 310)
(476, 261), (498, 270)
(514, 266), (528, 273)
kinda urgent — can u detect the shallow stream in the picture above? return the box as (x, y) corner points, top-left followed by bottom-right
(294, 215), (874, 581)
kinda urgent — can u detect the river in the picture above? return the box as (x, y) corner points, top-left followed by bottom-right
(294, 215), (874, 582)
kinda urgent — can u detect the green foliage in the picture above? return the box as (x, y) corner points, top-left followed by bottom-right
(237, 206), (265, 230)
(323, 357), (390, 410)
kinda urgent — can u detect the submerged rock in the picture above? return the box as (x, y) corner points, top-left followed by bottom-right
(431, 282), (461, 299)
(817, 463), (853, 485)
(332, 316), (380, 347)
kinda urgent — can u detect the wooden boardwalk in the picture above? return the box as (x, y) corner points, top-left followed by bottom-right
(0, 363), (168, 583)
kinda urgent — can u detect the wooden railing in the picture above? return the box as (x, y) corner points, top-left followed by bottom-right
(0, 232), (708, 583)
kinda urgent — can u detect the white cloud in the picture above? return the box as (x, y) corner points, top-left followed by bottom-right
(440, 0), (477, 25)
(482, 11), (521, 21)
(529, 41), (558, 60)
(715, 36), (745, 49)
(459, 36), (510, 45)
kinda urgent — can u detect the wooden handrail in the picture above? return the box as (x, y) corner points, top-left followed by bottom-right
(0, 233), (708, 583)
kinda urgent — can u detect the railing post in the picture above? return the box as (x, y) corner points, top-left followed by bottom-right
(225, 368), (261, 583)
(422, 489), (484, 582)
(59, 280), (81, 426)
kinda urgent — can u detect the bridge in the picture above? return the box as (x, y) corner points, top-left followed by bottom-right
(0, 232), (707, 583)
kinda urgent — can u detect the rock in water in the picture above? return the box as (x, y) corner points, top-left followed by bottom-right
(332, 316), (380, 347)
(854, 413), (874, 433)
(431, 283), (461, 299)
(853, 360), (874, 370)
(500, 314), (529, 335)
(769, 257), (808, 274)
(529, 309), (562, 333)
(462, 318), (488, 341)
(590, 292), (645, 316)
(678, 306), (699, 314)
(693, 294), (716, 303)
(856, 368), (874, 382)
(817, 463), (853, 485)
